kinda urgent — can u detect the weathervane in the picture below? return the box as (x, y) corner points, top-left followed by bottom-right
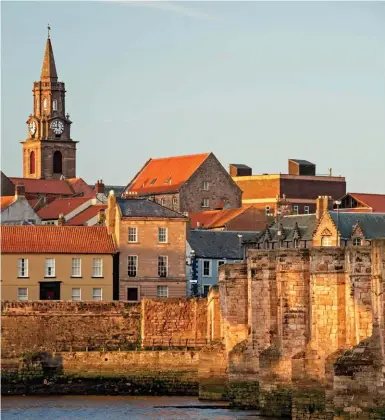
(47, 23), (51, 39)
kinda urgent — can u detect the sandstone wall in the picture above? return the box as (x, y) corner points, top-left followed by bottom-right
(1, 298), (208, 357)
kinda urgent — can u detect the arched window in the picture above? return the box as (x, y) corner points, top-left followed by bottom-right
(43, 98), (47, 110)
(52, 100), (57, 111)
(53, 151), (62, 174)
(29, 151), (35, 174)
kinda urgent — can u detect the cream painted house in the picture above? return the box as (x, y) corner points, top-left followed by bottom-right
(1, 225), (116, 301)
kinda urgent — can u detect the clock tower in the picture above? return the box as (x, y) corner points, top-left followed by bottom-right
(22, 27), (77, 179)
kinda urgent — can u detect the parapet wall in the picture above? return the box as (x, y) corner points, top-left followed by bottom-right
(1, 298), (208, 357)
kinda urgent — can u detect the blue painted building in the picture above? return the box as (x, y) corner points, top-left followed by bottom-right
(186, 230), (259, 296)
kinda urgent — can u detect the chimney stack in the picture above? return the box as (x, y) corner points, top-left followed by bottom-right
(95, 179), (105, 194)
(58, 213), (66, 226)
(15, 184), (25, 198)
(97, 208), (106, 225)
(316, 196), (333, 220)
(106, 190), (117, 233)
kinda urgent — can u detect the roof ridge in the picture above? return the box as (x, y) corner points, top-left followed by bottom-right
(349, 192), (385, 196)
(149, 152), (210, 161)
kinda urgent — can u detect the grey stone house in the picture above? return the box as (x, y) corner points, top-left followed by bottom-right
(122, 153), (242, 213)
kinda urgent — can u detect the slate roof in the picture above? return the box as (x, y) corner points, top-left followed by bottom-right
(117, 198), (187, 219)
(124, 153), (210, 195)
(188, 230), (260, 259)
(329, 212), (385, 240)
(230, 164), (251, 169)
(1, 226), (116, 254)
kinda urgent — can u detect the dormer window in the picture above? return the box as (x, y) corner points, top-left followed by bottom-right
(52, 100), (57, 111)
(164, 177), (171, 184)
(352, 237), (362, 246)
(150, 178), (157, 185)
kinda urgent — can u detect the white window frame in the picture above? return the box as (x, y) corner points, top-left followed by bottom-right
(92, 258), (103, 278)
(202, 181), (210, 191)
(304, 206), (310, 215)
(353, 237), (362, 246)
(17, 288), (28, 301)
(201, 198), (209, 208)
(45, 258), (55, 277)
(127, 255), (138, 277)
(71, 258), (82, 277)
(160, 198), (165, 206)
(293, 206), (299, 215)
(265, 206), (270, 216)
(52, 99), (57, 111)
(92, 288), (103, 301)
(321, 236), (332, 247)
(157, 285), (168, 298)
(18, 258), (29, 277)
(71, 288), (81, 301)
(172, 197), (177, 205)
(158, 255), (168, 277)
(202, 260), (212, 277)
(158, 227), (168, 243)
(128, 227), (138, 243)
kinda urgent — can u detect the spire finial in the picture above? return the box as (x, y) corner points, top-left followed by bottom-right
(47, 23), (51, 39)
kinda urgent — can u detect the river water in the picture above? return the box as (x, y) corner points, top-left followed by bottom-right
(1, 396), (276, 419)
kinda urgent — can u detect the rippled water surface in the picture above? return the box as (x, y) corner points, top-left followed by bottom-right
(1, 396), (274, 419)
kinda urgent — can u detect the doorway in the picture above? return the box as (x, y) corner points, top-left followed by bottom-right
(40, 282), (61, 300)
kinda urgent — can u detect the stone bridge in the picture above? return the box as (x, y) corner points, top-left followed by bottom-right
(201, 239), (385, 418)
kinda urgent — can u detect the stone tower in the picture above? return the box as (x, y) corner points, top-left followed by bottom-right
(21, 28), (77, 179)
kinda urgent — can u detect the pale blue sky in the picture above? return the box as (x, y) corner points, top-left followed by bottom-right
(2, 1), (385, 192)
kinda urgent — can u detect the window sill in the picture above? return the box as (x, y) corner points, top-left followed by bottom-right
(157, 242), (169, 245)
(92, 276), (104, 279)
(17, 276), (30, 279)
(127, 242), (140, 244)
(71, 276), (83, 278)
(202, 275), (212, 278)
(44, 276), (56, 279)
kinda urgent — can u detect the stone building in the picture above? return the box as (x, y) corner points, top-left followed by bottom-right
(106, 191), (188, 301)
(21, 29), (77, 180)
(1, 225), (116, 301)
(123, 153), (242, 213)
(231, 158), (346, 215)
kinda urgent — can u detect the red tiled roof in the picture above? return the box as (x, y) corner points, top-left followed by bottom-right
(1, 226), (116, 254)
(348, 193), (385, 213)
(66, 205), (107, 226)
(190, 206), (251, 229)
(0, 196), (16, 211)
(27, 199), (40, 209)
(9, 177), (74, 195)
(37, 197), (91, 220)
(67, 178), (95, 197)
(126, 153), (210, 195)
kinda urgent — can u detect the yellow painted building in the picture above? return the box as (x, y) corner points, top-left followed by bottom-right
(1, 225), (116, 301)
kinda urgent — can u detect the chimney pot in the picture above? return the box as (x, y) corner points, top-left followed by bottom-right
(58, 213), (66, 226)
(95, 179), (105, 194)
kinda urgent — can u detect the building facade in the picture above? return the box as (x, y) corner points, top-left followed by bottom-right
(1, 226), (116, 301)
(106, 191), (188, 301)
(123, 153), (242, 213)
(21, 30), (77, 180)
(187, 230), (259, 296)
(232, 159), (346, 215)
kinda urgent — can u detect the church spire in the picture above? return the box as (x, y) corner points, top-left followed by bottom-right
(40, 25), (58, 81)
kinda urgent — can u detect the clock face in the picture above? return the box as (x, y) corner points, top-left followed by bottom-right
(29, 120), (37, 135)
(50, 120), (64, 135)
